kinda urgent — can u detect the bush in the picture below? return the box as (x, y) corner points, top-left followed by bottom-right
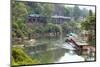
(12, 47), (40, 66)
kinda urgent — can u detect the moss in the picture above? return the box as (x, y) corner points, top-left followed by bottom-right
(12, 47), (40, 66)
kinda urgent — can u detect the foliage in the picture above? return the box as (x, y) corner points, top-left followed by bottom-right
(12, 0), (54, 40)
(12, 0), (90, 40)
(62, 21), (80, 34)
(27, 2), (53, 16)
(64, 7), (72, 16)
(73, 5), (81, 21)
(81, 10), (96, 46)
(81, 10), (96, 30)
(81, 8), (89, 18)
(12, 0), (30, 39)
(12, 1), (96, 65)
(12, 47), (40, 66)
(64, 5), (89, 21)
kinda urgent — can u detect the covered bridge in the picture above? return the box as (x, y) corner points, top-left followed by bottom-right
(27, 14), (71, 25)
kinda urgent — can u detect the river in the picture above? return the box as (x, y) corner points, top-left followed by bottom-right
(24, 37), (95, 64)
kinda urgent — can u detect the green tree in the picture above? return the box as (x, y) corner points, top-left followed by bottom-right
(81, 10), (96, 46)
(81, 8), (89, 18)
(28, 3), (53, 24)
(73, 5), (81, 21)
(12, 0), (34, 44)
(64, 7), (72, 17)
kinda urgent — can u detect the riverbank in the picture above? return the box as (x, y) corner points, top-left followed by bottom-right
(12, 47), (40, 66)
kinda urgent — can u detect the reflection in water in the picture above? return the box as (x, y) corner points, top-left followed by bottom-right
(25, 38), (95, 64)
(31, 48), (66, 64)
(29, 48), (85, 64)
(56, 50), (84, 63)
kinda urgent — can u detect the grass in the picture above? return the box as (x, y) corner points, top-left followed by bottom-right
(12, 47), (40, 66)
